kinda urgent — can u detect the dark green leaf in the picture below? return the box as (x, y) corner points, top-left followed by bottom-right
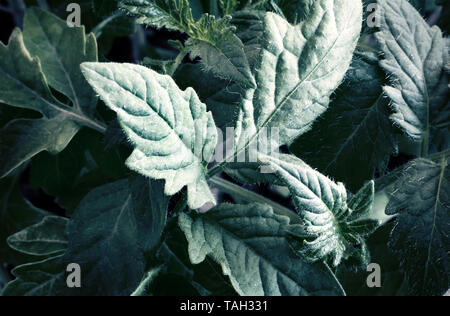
(7, 216), (68, 257)
(63, 177), (169, 295)
(385, 157), (449, 296)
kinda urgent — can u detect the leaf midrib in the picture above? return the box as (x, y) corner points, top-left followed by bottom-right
(209, 9), (353, 175)
(323, 93), (384, 173)
(0, 68), (105, 132)
(203, 213), (310, 295)
(423, 158), (447, 289)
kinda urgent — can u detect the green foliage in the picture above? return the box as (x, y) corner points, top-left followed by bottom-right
(120, 0), (256, 88)
(291, 52), (398, 192)
(80, 62), (218, 209)
(385, 157), (449, 296)
(179, 203), (345, 296)
(0, 9), (104, 179)
(62, 177), (169, 295)
(271, 0), (314, 23)
(376, 0), (449, 156)
(7, 216), (68, 257)
(0, 0), (448, 297)
(233, 0), (362, 160)
(261, 154), (379, 267)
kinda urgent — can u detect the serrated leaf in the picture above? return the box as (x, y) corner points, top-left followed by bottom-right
(233, 0), (362, 161)
(385, 157), (449, 296)
(260, 154), (379, 267)
(0, 19), (103, 178)
(0, 29), (56, 117)
(62, 177), (169, 295)
(347, 180), (375, 221)
(185, 33), (255, 89)
(179, 203), (345, 296)
(81, 62), (218, 209)
(23, 7), (98, 115)
(2, 255), (66, 296)
(119, 0), (256, 88)
(7, 216), (68, 257)
(376, 0), (449, 154)
(290, 52), (397, 192)
(120, 0), (195, 32)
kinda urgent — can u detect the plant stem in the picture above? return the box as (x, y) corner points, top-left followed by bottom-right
(70, 112), (107, 134)
(208, 176), (300, 224)
(324, 262), (347, 296)
(168, 48), (188, 77)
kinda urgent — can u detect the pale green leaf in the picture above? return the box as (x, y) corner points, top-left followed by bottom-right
(260, 154), (380, 267)
(81, 62), (218, 209)
(347, 180), (375, 221)
(385, 157), (449, 296)
(131, 266), (163, 296)
(7, 216), (68, 257)
(233, 0), (362, 160)
(376, 0), (449, 154)
(179, 203), (345, 296)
